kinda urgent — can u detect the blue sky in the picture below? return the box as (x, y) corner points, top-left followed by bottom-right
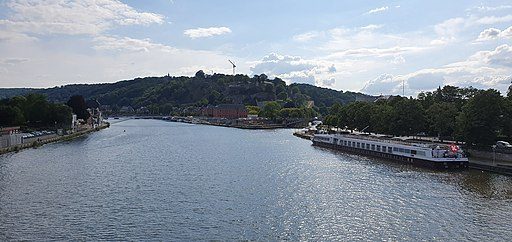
(0, 0), (511, 96)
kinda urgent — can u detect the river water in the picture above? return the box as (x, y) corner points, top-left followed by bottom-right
(0, 119), (511, 240)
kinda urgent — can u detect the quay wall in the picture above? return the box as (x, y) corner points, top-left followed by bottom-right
(467, 149), (512, 163)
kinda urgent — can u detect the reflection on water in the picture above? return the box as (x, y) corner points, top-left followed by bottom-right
(0, 119), (511, 240)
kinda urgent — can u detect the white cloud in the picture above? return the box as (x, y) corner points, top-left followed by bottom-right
(0, 34), (240, 87)
(0, 0), (165, 36)
(470, 5), (512, 12)
(433, 17), (465, 43)
(0, 0), (241, 88)
(0, 58), (29, 65)
(292, 31), (320, 42)
(473, 44), (512, 67)
(360, 24), (383, 31)
(390, 55), (405, 64)
(502, 26), (512, 38)
(474, 15), (512, 25)
(433, 14), (512, 44)
(183, 27), (232, 39)
(476, 26), (512, 41)
(320, 26), (433, 59)
(92, 35), (174, 52)
(327, 46), (426, 59)
(367, 6), (389, 14)
(0, 29), (37, 42)
(476, 27), (502, 41)
(250, 53), (337, 87)
(289, 25), (440, 91)
(362, 45), (512, 96)
(361, 74), (401, 95)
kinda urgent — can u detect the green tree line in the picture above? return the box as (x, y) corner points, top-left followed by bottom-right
(324, 85), (512, 147)
(0, 94), (72, 128)
(257, 101), (318, 120)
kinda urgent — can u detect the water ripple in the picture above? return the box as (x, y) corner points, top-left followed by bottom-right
(0, 119), (511, 240)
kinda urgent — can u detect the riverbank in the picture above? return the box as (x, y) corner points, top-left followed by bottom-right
(0, 123), (110, 155)
(164, 116), (292, 129)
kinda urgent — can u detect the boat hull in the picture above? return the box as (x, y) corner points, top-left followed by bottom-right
(312, 141), (468, 170)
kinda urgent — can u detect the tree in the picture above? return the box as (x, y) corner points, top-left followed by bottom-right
(277, 91), (288, 100)
(426, 102), (457, 139)
(389, 98), (426, 136)
(67, 95), (90, 120)
(456, 89), (503, 146)
(259, 101), (281, 120)
(508, 83), (512, 99)
(264, 83), (274, 93)
(323, 114), (338, 127)
(195, 70), (205, 79)
(329, 102), (343, 115)
(246, 106), (260, 115)
(25, 93), (50, 126)
(48, 104), (72, 128)
(197, 98), (208, 107)
(290, 86), (300, 95)
(434, 85), (460, 103)
(0, 105), (24, 126)
(417, 91), (434, 110)
(501, 98), (512, 139)
(275, 84), (286, 95)
(370, 103), (393, 134)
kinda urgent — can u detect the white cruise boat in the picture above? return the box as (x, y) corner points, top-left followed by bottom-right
(312, 132), (468, 170)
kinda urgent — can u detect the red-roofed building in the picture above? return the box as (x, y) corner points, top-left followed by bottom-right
(202, 104), (248, 119)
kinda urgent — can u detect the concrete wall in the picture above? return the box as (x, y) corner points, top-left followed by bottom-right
(23, 134), (58, 144)
(468, 149), (512, 162)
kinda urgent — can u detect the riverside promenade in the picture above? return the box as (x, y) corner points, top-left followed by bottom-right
(0, 123), (109, 155)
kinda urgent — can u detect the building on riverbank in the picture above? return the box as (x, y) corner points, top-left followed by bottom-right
(201, 104), (248, 119)
(0, 127), (23, 148)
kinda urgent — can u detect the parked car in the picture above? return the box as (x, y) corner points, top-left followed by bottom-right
(495, 141), (512, 149)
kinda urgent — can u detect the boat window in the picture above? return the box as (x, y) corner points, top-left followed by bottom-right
(388, 147), (393, 153)
(366, 144), (370, 149)
(405, 149), (410, 154)
(382, 146), (386, 152)
(377, 145), (381, 151)
(411, 150), (417, 155)
(371, 144), (375, 150)
(357, 142), (360, 148)
(348, 141), (351, 146)
(399, 148), (405, 153)
(393, 147), (398, 152)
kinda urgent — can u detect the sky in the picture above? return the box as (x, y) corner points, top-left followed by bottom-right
(0, 0), (511, 96)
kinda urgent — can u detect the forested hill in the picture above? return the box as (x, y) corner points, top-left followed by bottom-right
(0, 72), (375, 111)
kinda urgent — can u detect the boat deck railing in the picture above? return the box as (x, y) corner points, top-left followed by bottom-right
(327, 133), (434, 149)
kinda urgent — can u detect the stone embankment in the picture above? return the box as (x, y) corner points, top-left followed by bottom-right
(467, 149), (512, 176)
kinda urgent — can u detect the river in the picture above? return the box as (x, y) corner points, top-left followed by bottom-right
(1, 119), (511, 240)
